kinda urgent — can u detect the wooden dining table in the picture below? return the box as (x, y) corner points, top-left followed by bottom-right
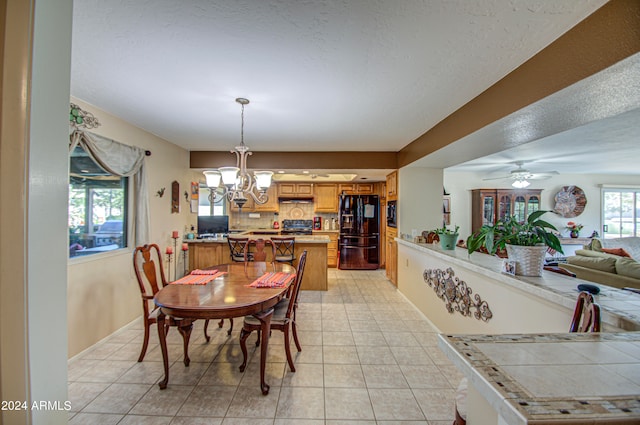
(154, 262), (295, 394)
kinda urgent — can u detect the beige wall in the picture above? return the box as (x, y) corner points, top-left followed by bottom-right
(397, 167), (444, 239)
(68, 99), (200, 357)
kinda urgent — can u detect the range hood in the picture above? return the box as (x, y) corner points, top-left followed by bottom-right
(278, 197), (314, 204)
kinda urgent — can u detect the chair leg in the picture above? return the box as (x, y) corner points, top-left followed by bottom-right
(218, 318), (224, 328)
(203, 319), (210, 342)
(238, 327), (252, 372)
(291, 320), (302, 352)
(227, 318), (234, 336)
(138, 322), (151, 362)
(283, 326), (296, 372)
(255, 329), (261, 347)
(177, 322), (193, 367)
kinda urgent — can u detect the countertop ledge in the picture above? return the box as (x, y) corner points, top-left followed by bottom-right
(397, 238), (640, 331)
(187, 231), (330, 244)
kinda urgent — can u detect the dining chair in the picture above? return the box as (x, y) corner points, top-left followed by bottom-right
(270, 236), (296, 265)
(228, 236), (252, 262)
(133, 243), (209, 363)
(570, 291), (601, 332)
(239, 250), (307, 373)
(244, 238), (276, 264)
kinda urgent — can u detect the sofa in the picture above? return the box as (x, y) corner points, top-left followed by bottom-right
(559, 237), (640, 289)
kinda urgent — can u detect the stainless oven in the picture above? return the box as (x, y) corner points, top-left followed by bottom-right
(386, 200), (397, 228)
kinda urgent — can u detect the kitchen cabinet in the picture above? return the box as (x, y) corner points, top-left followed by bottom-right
(314, 184), (338, 212)
(188, 242), (230, 271)
(386, 227), (397, 286)
(315, 231), (339, 267)
(338, 183), (375, 195)
(386, 171), (398, 201)
(229, 196), (255, 212)
(278, 183), (313, 197)
(252, 185), (279, 212)
(471, 189), (542, 233)
(380, 198), (387, 267)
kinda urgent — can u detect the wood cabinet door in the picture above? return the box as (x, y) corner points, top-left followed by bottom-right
(278, 183), (313, 197)
(386, 171), (397, 200)
(314, 184), (338, 212)
(386, 228), (397, 285)
(252, 185), (279, 212)
(295, 183), (313, 196)
(356, 183), (374, 194)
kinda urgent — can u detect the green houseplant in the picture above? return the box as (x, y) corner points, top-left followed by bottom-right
(466, 210), (563, 276)
(435, 224), (459, 250)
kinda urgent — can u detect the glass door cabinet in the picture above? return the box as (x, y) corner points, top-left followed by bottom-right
(471, 189), (543, 233)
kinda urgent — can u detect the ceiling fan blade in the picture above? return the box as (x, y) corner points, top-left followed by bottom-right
(482, 175), (511, 181)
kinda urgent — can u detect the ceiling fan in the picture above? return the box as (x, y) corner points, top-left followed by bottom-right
(483, 161), (559, 188)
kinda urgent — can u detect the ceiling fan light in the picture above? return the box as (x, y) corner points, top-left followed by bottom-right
(512, 179), (530, 188)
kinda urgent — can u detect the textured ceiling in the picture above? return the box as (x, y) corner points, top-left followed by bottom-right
(71, 0), (607, 156)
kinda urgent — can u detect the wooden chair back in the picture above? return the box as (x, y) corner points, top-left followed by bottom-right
(271, 236), (296, 264)
(133, 244), (167, 298)
(285, 250), (307, 319)
(570, 291), (601, 332)
(228, 237), (251, 262)
(244, 238), (276, 263)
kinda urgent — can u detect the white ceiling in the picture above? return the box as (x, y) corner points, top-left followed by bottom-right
(71, 0), (640, 180)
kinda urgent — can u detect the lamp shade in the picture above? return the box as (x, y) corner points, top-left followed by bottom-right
(203, 170), (221, 188)
(219, 166), (240, 186)
(254, 171), (274, 190)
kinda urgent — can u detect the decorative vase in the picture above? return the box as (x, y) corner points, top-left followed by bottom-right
(505, 244), (547, 277)
(439, 233), (458, 250)
(570, 230), (579, 239)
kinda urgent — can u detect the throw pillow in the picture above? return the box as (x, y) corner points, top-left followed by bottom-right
(616, 257), (640, 279)
(567, 255), (617, 274)
(601, 247), (632, 258)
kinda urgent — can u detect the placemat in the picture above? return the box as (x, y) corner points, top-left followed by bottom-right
(190, 269), (219, 275)
(248, 272), (295, 288)
(171, 270), (226, 284)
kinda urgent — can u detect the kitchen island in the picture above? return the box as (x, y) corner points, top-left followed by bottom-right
(186, 232), (330, 290)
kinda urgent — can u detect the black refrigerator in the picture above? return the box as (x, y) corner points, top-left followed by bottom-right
(338, 194), (379, 270)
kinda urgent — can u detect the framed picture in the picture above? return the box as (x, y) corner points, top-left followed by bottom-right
(501, 259), (516, 275)
(443, 196), (451, 225)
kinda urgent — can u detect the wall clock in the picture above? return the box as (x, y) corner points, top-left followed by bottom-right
(553, 185), (586, 218)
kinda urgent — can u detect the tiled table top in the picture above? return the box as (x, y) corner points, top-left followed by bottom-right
(439, 332), (640, 424)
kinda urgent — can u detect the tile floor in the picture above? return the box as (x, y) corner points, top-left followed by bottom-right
(68, 269), (463, 424)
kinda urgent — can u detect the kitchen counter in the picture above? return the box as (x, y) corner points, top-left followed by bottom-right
(185, 231), (330, 290)
(439, 332), (640, 424)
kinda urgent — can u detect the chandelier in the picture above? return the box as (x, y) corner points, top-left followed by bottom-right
(203, 98), (273, 209)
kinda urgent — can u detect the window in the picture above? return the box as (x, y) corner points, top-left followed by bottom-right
(69, 145), (128, 257)
(602, 188), (640, 238)
(198, 186), (226, 216)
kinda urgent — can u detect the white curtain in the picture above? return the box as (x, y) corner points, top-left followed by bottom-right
(70, 130), (150, 245)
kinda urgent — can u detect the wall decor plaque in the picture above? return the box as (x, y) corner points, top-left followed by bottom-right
(423, 267), (493, 322)
(553, 185), (586, 218)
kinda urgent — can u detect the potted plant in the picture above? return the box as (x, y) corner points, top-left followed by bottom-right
(435, 224), (459, 250)
(566, 221), (583, 238)
(466, 210), (563, 276)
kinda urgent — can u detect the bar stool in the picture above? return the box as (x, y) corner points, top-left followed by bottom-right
(270, 236), (296, 265)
